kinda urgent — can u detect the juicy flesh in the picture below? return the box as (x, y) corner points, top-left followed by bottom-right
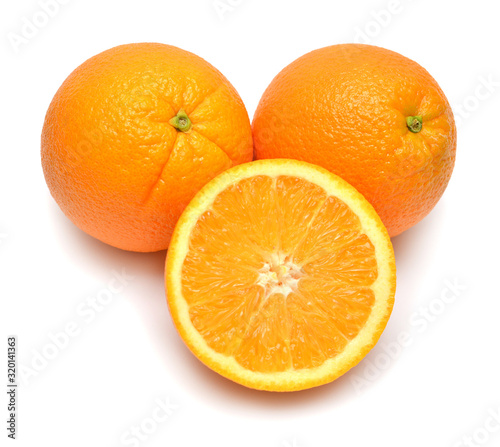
(182, 175), (378, 372)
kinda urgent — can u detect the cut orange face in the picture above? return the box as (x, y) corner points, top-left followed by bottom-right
(165, 159), (396, 391)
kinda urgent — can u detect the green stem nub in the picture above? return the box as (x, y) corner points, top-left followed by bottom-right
(406, 115), (423, 133)
(169, 109), (192, 132)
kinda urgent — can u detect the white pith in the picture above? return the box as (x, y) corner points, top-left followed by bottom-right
(256, 252), (304, 298)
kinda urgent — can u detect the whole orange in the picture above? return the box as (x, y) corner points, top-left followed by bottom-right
(42, 43), (253, 252)
(252, 44), (456, 237)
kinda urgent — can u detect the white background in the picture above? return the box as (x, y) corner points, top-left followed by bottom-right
(2, 1), (500, 446)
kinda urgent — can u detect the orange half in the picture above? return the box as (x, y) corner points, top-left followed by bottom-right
(166, 159), (396, 391)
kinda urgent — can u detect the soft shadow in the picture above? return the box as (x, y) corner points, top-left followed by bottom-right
(391, 201), (446, 264)
(48, 199), (167, 280)
(49, 203), (359, 407)
(164, 333), (364, 411)
(47, 197), (448, 407)
(389, 203), (448, 319)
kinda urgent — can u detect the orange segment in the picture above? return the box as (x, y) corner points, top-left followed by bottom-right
(234, 293), (292, 373)
(293, 195), (365, 265)
(166, 159), (396, 391)
(211, 175), (280, 252)
(274, 176), (328, 254)
(302, 234), (378, 286)
(189, 286), (263, 356)
(293, 283), (375, 340)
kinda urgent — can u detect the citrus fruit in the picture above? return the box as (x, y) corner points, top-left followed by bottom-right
(252, 44), (456, 237)
(41, 43), (253, 252)
(166, 159), (396, 391)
